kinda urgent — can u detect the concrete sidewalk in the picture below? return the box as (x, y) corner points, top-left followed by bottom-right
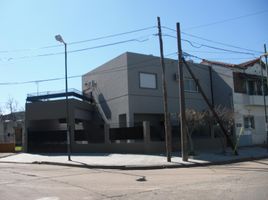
(0, 146), (268, 170)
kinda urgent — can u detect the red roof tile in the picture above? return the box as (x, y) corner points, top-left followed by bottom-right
(201, 58), (262, 69)
(238, 58), (261, 68)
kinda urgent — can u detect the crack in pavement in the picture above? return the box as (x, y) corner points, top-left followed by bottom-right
(104, 188), (160, 199)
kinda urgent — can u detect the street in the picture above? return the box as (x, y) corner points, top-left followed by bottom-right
(0, 159), (268, 200)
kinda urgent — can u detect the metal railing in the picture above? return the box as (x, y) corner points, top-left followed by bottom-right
(27, 88), (83, 97)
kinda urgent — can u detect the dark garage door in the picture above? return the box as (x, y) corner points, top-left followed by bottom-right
(28, 130), (67, 153)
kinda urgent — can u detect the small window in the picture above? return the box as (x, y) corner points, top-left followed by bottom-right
(244, 116), (255, 129)
(139, 72), (157, 89)
(184, 78), (198, 92)
(247, 80), (256, 95)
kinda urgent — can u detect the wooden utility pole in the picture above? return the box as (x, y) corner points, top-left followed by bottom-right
(157, 17), (172, 162)
(182, 58), (238, 155)
(265, 44), (268, 88)
(176, 22), (188, 161)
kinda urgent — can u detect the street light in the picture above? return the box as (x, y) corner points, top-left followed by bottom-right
(55, 34), (71, 161)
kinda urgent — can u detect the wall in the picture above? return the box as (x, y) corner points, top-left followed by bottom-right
(82, 53), (130, 126)
(211, 65), (234, 108)
(210, 63), (267, 146)
(25, 99), (100, 152)
(0, 112), (24, 147)
(126, 52), (212, 124)
(82, 52), (213, 127)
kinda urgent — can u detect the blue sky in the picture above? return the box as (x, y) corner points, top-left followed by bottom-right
(0, 0), (267, 112)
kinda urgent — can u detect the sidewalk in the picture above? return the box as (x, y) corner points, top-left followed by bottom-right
(0, 146), (267, 170)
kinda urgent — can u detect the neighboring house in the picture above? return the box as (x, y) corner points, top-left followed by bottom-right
(202, 58), (268, 146)
(82, 52), (213, 129)
(0, 111), (24, 146)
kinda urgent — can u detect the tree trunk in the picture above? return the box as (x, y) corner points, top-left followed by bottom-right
(186, 126), (194, 155)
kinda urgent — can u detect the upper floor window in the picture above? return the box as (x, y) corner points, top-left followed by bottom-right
(139, 72), (157, 89)
(184, 78), (198, 92)
(233, 72), (268, 95)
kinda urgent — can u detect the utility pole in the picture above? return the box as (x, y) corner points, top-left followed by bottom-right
(265, 44), (268, 88)
(176, 22), (188, 161)
(182, 58), (238, 155)
(263, 44), (268, 151)
(157, 17), (172, 162)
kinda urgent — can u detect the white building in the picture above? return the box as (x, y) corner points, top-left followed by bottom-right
(202, 58), (268, 146)
(0, 112), (24, 145)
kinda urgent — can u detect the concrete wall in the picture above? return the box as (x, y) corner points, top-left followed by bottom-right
(25, 99), (100, 152)
(211, 65), (234, 108)
(82, 53), (129, 126)
(126, 53), (212, 124)
(83, 52), (213, 127)
(25, 98), (222, 153)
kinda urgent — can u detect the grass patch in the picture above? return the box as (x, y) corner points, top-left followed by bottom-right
(15, 146), (23, 152)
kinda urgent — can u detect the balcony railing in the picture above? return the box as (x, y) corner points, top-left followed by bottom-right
(26, 88), (92, 102)
(27, 88), (83, 97)
(234, 93), (268, 106)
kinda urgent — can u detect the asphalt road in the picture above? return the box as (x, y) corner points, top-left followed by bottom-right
(0, 159), (268, 200)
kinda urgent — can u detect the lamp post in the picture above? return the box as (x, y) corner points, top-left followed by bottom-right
(55, 34), (71, 161)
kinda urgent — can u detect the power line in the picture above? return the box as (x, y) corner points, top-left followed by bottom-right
(183, 50), (256, 54)
(163, 34), (258, 56)
(181, 32), (262, 54)
(0, 52), (177, 86)
(1, 35), (155, 61)
(68, 26), (156, 45)
(162, 26), (262, 54)
(0, 26), (156, 54)
(1, 50), (257, 86)
(167, 52), (252, 80)
(184, 9), (268, 30)
(0, 75), (81, 86)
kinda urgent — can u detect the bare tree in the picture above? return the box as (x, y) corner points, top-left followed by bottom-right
(0, 105), (3, 122)
(205, 105), (235, 152)
(212, 105), (234, 135)
(184, 109), (206, 155)
(5, 97), (19, 121)
(181, 106), (234, 155)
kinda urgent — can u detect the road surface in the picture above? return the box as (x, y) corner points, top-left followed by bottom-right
(0, 159), (268, 200)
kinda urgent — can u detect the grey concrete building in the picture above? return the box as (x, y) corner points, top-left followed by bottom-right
(24, 52), (224, 153)
(82, 52), (213, 128)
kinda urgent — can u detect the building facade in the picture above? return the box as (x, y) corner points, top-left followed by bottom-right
(27, 52), (262, 153)
(202, 58), (268, 146)
(82, 52), (213, 128)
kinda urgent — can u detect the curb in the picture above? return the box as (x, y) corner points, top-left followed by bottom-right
(0, 155), (267, 170)
(0, 153), (17, 159)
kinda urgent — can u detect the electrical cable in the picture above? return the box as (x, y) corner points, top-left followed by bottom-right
(163, 34), (258, 56)
(162, 26), (262, 54)
(0, 51), (240, 88)
(0, 75), (81, 86)
(0, 52), (177, 86)
(0, 35), (156, 61)
(0, 26), (156, 53)
(184, 9), (268, 30)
